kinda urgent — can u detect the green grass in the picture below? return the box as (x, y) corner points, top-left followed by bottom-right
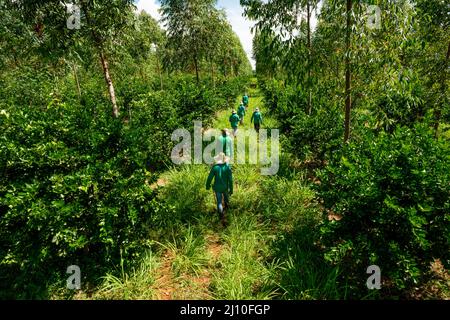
(210, 213), (281, 300)
(161, 226), (209, 278)
(82, 251), (160, 300)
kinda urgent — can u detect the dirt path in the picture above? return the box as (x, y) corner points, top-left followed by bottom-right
(154, 251), (176, 300)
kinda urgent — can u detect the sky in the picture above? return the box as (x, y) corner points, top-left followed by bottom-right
(135, 0), (257, 69)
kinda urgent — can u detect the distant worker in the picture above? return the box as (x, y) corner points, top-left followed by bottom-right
(243, 93), (249, 108)
(206, 152), (233, 226)
(237, 102), (246, 125)
(251, 108), (263, 133)
(218, 128), (232, 157)
(229, 110), (240, 136)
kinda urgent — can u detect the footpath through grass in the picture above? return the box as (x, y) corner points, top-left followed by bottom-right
(68, 81), (346, 300)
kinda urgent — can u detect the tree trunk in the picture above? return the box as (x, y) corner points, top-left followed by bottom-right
(72, 63), (81, 100)
(344, 0), (352, 142)
(156, 56), (163, 90)
(434, 41), (450, 138)
(81, 1), (119, 118)
(99, 50), (119, 118)
(194, 52), (200, 85)
(307, 1), (312, 115)
(210, 58), (216, 89)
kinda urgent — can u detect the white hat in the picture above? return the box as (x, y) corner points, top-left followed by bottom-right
(214, 152), (230, 164)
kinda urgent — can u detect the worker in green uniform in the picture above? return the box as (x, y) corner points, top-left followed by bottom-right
(229, 110), (240, 136)
(218, 128), (232, 157)
(251, 108), (263, 133)
(243, 93), (249, 108)
(237, 102), (246, 125)
(206, 152), (233, 225)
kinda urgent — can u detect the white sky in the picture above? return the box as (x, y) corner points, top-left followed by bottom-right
(135, 0), (321, 70)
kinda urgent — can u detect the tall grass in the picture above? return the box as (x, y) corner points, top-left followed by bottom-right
(160, 226), (209, 278)
(93, 251), (160, 300)
(211, 213), (281, 300)
(270, 224), (345, 300)
(157, 165), (213, 222)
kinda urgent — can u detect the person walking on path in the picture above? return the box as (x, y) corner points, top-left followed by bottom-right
(251, 108), (263, 133)
(237, 102), (246, 125)
(243, 93), (249, 108)
(218, 128), (232, 157)
(229, 110), (240, 136)
(206, 152), (233, 226)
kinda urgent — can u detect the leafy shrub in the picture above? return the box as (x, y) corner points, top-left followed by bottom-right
(316, 123), (450, 297)
(259, 78), (343, 161)
(0, 101), (175, 298)
(289, 106), (344, 161)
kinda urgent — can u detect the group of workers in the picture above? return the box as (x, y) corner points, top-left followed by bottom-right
(229, 93), (263, 136)
(206, 92), (263, 226)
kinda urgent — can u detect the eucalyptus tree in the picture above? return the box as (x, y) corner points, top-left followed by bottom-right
(252, 31), (279, 78)
(201, 5), (227, 86)
(414, 0), (450, 137)
(215, 23), (252, 78)
(160, 0), (221, 84)
(118, 11), (165, 90)
(4, 0), (136, 118)
(242, 0), (320, 113)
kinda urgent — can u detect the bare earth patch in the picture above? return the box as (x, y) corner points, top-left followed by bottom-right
(154, 251), (176, 300)
(148, 178), (168, 190)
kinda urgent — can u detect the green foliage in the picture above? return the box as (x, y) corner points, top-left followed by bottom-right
(259, 78), (343, 161)
(316, 124), (450, 296)
(370, 70), (427, 133)
(0, 100), (177, 298)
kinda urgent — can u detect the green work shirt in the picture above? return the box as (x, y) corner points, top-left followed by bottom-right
(243, 95), (249, 105)
(238, 105), (246, 117)
(218, 134), (232, 156)
(251, 111), (263, 124)
(206, 163), (233, 193)
(229, 114), (240, 128)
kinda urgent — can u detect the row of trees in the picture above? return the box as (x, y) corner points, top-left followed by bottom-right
(244, 0), (449, 297)
(161, 0), (252, 85)
(244, 0), (449, 140)
(1, 0), (251, 118)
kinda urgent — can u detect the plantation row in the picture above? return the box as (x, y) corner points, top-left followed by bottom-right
(248, 0), (449, 297)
